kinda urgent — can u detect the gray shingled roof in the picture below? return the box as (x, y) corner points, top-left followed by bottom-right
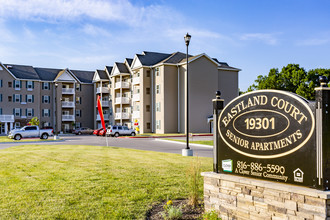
(34, 67), (62, 81)
(137, 51), (171, 66)
(115, 62), (130, 73)
(105, 66), (113, 75)
(96, 69), (109, 80)
(213, 58), (241, 71)
(70, 70), (94, 83)
(160, 52), (192, 64)
(125, 58), (133, 67)
(4, 64), (40, 80)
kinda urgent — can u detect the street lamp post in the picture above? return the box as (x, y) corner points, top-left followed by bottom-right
(54, 83), (59, 140)
(182, 33), (193, 157)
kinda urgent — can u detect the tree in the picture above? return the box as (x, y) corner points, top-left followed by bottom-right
(29, 117), (40, 126)
(247, 64), (330, 100)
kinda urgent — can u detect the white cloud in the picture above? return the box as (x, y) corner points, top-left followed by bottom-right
(0, 0), (178, 27)
(82, 24), (112, 37)
(240, 33), (279, 45)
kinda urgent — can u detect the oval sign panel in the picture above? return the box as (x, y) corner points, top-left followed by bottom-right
(218, 90), (315, 159)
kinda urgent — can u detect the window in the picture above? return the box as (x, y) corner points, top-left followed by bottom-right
(146, 70), (150, 77)
(8, 96), (12, 102)
(155, 67), (160, 76)
(76, 97), (81, 104)
(156, 120), (161, 130)
(14, 80), (21, 90)
(14, 94), (21, 102)
(0, 108), (2, 115)
(146, 122), (151, 129)
(146, 88), (150, 95)
(26, 95), (34, 103)
(0, 94), (2, 102)
(156, 85), (160, 94)
(42, 109), (50, 117)
(26, 108), (33, 117)
(8, 81), (12, 88)
(76, 109), (81, 117)
(0, 79), (2, 87)
(76, 84), (81, 91)
(42, 82), (50, 90)
(76, 122), (81, 128)
(42, 95), (50, 103)
(43, 122), (51, 128)
(146, 105), (150, 112)
(156, 102), (161, 112)
(26, 81), (34, 90)
(14, 108), (21, 117)
(25, 126), (37, 130)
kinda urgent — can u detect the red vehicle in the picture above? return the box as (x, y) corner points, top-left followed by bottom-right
(93, 128), (106, 136)
(98, 129), (106, 136)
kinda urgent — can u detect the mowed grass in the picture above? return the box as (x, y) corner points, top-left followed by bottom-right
(0, 145), (212, 219)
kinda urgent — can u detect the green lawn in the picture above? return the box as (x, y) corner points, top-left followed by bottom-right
(165, 138), (213, 146)
(0, 136), (58, 143)
(0, 145), (212, 219)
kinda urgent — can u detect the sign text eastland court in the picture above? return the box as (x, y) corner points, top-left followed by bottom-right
(213, 89), (329, 189)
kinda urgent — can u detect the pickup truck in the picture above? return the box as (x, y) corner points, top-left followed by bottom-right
(8, 126), (53, 140)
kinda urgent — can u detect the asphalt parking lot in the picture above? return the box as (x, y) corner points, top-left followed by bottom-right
(0, 135), (213, 158)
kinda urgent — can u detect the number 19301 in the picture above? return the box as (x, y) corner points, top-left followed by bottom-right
(244, 117), (275, 130)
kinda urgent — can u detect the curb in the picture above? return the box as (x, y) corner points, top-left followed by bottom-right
(155, 139), (213, 149)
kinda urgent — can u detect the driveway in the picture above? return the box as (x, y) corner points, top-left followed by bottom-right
(0, 135), (213, 158)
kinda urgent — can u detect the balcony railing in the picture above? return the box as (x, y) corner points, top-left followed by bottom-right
(115, 82), (130, 89)
(62, 115), (75, 121)
(132, 94), (140, 102)
(62, 101), (75, 108)
(115, 113), (131, 120)
(132, 77), (140, 85)
(0, 115), (14, 122)
(96, 114), (109, 121)
(96, 87), (110, 94)
(62, 88), (75, 94)
(115, 97), (130, 104)
(132, 111), (140, 119)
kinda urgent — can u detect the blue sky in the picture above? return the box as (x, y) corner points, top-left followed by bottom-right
(0, 0), (329, 91)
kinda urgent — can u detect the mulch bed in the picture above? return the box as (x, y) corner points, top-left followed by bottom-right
(146, 199), (204, 220)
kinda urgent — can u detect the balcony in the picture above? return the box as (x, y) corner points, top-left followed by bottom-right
(0, 115), (14, 122)
(62, 101), (75, 108)
(115, 113), (131, 120)
(132, 111), (140, 119)
(132, 93), (140, 102)
(62, 88), (75, 94)
(96, 87), (110, 94)
(96, 114), (109, 121)
(115, 97), (130, 105)
(102, 101), (110, 107)
(62, 115), (75, 121)
(115, 82), (130, 89)
(132, 77), (140, 85)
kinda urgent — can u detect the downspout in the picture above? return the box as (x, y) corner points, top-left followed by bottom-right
(177, 65), (180, 133)
(151, 67), (155, 133)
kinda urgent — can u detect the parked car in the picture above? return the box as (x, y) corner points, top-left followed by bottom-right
(8, 125), (53, 140)
(106, 125), (136, 137)
(93, 128), (106, 136)
(98, 129), (106, 136)
(73, 127), (94, 135)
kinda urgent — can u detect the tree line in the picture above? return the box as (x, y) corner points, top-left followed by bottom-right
(246, 64), (330, 100)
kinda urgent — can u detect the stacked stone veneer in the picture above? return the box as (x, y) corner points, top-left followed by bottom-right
(202, 172), (330, 220)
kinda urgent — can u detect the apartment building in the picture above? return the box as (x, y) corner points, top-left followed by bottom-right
(107, 51), (240, 134)
(0, 50), (240, 135)
(0, 63), (94, 134)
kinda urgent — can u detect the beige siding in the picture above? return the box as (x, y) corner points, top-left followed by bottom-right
(218, 69), (239, 105)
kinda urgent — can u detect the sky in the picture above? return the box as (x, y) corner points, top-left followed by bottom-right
(0, 0), (330, 91)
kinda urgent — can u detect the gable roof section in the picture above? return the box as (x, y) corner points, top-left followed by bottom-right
(125, 58), (133, 67)
(70, 69), (94, 83)
(178, 53), (219, 67)
(34, 67), (62, 81)
(157, 52), (192, 65)
(138, 51), (171, 66)
(4, 64), (40, 80)
(96, 69), (109, 80)
(55, 69), (78, 82)
(116, 62), (130, 73)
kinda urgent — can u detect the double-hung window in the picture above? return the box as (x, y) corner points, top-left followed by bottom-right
(14, 80), (21, 90)
(26, 81), (34, 90)
(27, 95), (34, 103)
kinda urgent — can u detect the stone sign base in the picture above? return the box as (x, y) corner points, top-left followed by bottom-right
(202, 172), (330, 220)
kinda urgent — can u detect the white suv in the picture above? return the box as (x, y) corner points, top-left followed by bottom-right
(106, 125), (136, 137)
